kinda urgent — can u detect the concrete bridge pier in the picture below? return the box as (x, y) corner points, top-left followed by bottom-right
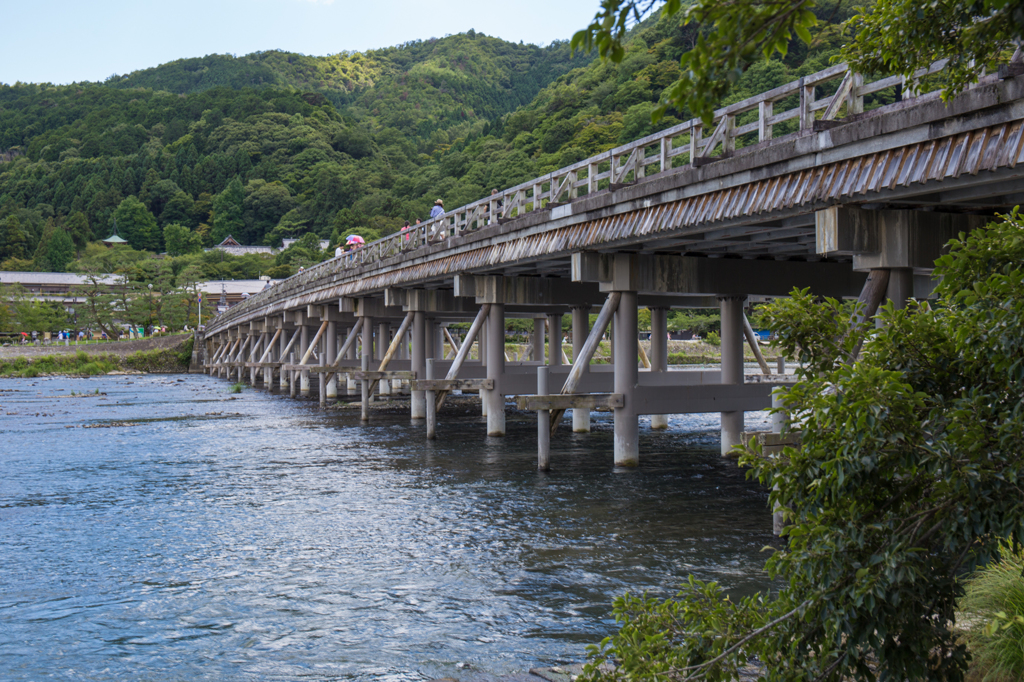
(279, 318), (289, 392)
(299, 323), (310, 395)
(250, 330), (261, 386)
(378, 321), (391, 396)
(613, 290), (639, 467)
(886, 268), (914, 313)
(411, 310), (426, 419)
(532, 318), (545, 361)
(220, 333), (228, 378)
(479, 323), (488, 418)
(237, 332), (247, 384)
(326, 321), (338, 399)
(361, 313), (375, 404)
(263, 330), (274, 389)
(346, 325), (357, 395)
(485, 302), (506, 436)
(547, 314), (562, 367)
(720, 296), (746, 456)
(649, 307), (669, 430)
(393, 327), (407, 393)
(571, 305), (591, 433)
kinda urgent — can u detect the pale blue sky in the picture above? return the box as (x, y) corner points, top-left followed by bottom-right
(1, 0), (605, 85)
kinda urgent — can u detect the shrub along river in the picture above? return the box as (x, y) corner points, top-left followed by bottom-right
(0, 374), (774, 681)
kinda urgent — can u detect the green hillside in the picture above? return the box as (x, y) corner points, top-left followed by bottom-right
(0, 6), (870, 279)
(107, 34), (581, 139)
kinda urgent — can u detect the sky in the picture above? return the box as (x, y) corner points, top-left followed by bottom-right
(0, 0), (604, 85)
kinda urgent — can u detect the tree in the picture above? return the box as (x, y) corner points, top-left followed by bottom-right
(112, 196), (161, 252)
(4, 284), (68, 333)
(72, 270), (122, 340)
(171, 263), (205, 328)
(211, 176), (245, 244)
(0, 215), (28, 261)
(64, 211), (91, 250)
(46, 228), (76, 273)
(582, 212), (1024, 682)
(0, 284), (13, 332)
(572, 0), (1022, 123)
(163, 223), (203, 257)
(159, 191), (196, 228)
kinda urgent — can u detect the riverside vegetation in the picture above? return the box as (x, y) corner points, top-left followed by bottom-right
(0, 337), (193, 377)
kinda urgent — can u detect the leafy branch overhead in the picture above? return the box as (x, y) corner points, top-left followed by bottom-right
(572, 0), (1024, 124)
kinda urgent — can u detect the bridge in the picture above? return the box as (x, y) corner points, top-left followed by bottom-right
(200, 60), (1024, 467)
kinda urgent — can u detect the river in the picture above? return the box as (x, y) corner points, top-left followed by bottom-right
(0, 374), (775, 681)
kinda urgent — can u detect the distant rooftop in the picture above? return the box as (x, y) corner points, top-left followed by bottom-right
(0, 272), (119, 286)
(210, 235), (276, 256)
(281, 238), (330, 250)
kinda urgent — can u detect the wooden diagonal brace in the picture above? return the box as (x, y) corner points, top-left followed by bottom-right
(549, 291), (620, 434)
(299, 320), (329, 365)
(367, 311), (415, 395)
(258, 328), (283, 364)
(436, 304), (490, 411)
(323, 318), (364, 385)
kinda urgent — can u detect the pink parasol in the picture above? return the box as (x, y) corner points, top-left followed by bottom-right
(345, 234), (365, 245)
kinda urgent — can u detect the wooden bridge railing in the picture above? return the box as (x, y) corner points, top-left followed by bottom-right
(213, 57), (962, 326)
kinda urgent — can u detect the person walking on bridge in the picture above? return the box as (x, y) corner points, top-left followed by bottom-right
(429, 199), (444, 220)
(429, 199), (446, 240)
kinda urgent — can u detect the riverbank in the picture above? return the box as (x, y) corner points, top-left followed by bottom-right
(0, 335), (193, 377)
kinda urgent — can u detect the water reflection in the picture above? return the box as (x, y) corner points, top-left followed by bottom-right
(0, 375), (774, 681)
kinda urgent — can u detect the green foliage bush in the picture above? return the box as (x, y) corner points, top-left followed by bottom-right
(0, 352), (117, 376)
(960, 545), (1024, 681)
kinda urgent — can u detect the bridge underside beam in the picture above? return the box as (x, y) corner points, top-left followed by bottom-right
(572, 252), (866, 298)
(815, 206), (989, 272)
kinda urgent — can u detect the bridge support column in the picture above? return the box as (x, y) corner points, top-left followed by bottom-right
(250, 333), (261, 386)
(485, 303), (505, 436)
(411, 311), (426, 419)
(289, 351), (297, 398)
(886, 268), (914, 312)
(219, 334), (226, 378)
(326, 321), (337, 399)
(237, 333), (247, 384)
(571, 305), (591, 433)
(263, 332), (273, 388)
(393, 328), (405, 393)
(479, 324), (488, 417)
(378, 322), (390, 396)
(361, 315), (374, 404)
(346, 326), (357, 395)
(547, 314), (563, 366)
(299, 324), (310, 395)
(431, 321), (443, 365)
(279, 319), (288, 391)
(613, 290), (639, 467)
(650, 307), (669, 430)
(532, 318), (545, 361)
(720, 296), (746, 456)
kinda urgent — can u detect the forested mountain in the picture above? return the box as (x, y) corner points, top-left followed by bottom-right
(106, 34), (582, 136)
(0, 5), (867, 279)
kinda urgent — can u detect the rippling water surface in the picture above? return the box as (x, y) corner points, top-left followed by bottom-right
(1, 374), (774, 681)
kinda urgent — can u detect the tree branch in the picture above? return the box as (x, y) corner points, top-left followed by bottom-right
(666, 599), (813, 677)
